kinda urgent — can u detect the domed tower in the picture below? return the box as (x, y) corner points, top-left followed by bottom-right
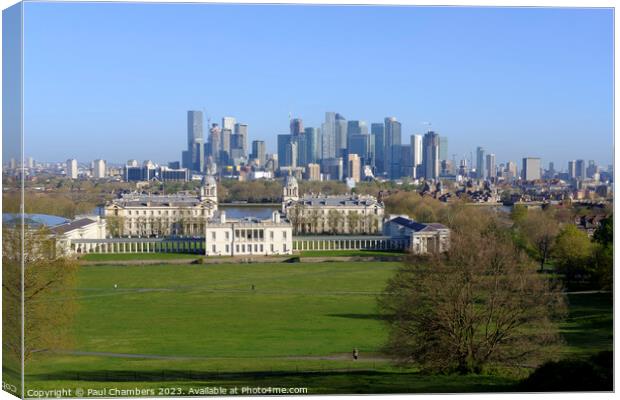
(200, 175), (218, 210)
(282, 175), (299, 212)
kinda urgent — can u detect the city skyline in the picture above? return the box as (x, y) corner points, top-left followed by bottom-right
(19, 3), (613, 166)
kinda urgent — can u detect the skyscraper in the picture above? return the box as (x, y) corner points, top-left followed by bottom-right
(439, 137), (448, 161)
(233, 123), (248, 157)
(371, 123), (385, 172)
(422, 131), (440, 180)
(486, 153), (496, 179)
(400, 145), (413, 178)
(476, 146), (485, 179)
(335, 113), (348, 156)
(66, 158), (78, 179)
(290, 118), (303, 135)
(222, 116), (236, 132)
(522, 157), (541, 181)
(384, 117), (402, 179)
(410, 134), (423, 178)
(278, 134), (293, 167)
(304, 127), (321, 164)
(251, 140), (266, 166)
(208, 124), (221, 162)
(321, 112), (336, 159)
(92, 159), (106, 178)
(349, 134), (371, 165)
(185, 110), (205, 172)
(347, 120), (368, 148)
(568, 160), (576, 179)
(575, 159), (586, 180)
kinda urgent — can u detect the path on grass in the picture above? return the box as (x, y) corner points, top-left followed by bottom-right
(51, 350), (391, 363)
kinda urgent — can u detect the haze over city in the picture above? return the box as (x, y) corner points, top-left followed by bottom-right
(20, 3), (613, 167)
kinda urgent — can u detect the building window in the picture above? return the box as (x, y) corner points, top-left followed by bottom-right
(270, 244), (274, 252)
(270, 231), (274, 239)
(212, 245), (216, 253)
(211, 232), (216, 240)
(236, 244), (239, 253)
(283, 244), (287, 252)
(225, 232), (230, 240)
(283, 231), (287, 239)
(260, 244), (263, 252)
(226, 245), (230, 253)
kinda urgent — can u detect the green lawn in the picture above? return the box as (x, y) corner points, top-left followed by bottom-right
(13, 261), (612, 396)
(298, 250), (404, 258)
(80, 253), (202, 261)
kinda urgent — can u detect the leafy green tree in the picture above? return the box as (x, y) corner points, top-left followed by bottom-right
(553, 225), (593, 286)
(591, 215), (613, 290)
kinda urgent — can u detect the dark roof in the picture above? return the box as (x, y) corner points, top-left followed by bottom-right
(389, 217), (447, 232)
(50, 218), (96, 234)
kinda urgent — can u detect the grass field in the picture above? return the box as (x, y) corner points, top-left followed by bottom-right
(80, 253), (202, 261)
(298, 250), (404, 258)
(12, 261), (612, 396)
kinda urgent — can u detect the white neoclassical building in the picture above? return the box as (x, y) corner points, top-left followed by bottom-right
(383, 215), (450, 254)
(50, 216), (107, 255)
(104, 176), (218, 237)
(281, 175), (384, 235)
(204, 211), (293, 256)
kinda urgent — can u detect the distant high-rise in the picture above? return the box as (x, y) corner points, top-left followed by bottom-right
(304, 127), (321, 163)
(251, 140), (266, 166)
(347, 154), (361, 183)
(486, 153), (496, 179)
(66, 159), (78, 179)
(400, 145), (413, 178)
(505, 161), (518, 181)
(208, 124), (221, 162)
(568, 160), (576, 179)
(347, 120), (368, 147)
(306, 163), (321, 181)
(422, 131), (440, 180)
(290, 118), (304, 136)
(187, 111), (203, 147)
(371, 123), (385, 172)
(349, 134), (371, 165)
(233, 123), (248, 157)
(278, 134), (294, 168)
(575, 159), (586, 180)
(439, 137), (448, 161)
(476, 147), (485, 179)
(185, 110), (205, 172)
(335, 113), (348, 156)
(222, 116), (236, 132)
(384, 117), (402, 179)
(321, 112), (337, 159)
(220, 129), (232, 163)
(410, 134), (423, 178)
(522, 157), (541, 181)
(92, 159), (106, 178)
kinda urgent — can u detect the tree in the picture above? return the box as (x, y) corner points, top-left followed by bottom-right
(106, 215), (125, 237)
(379, 212), (566, 374)
(553, 225), (593, 286)
(3, 225), (79, 363)
(591, 215), (613, 290)
(347, 212), (361, 234)
(327, 210), (343, 234)
(517, 210), (560, 271)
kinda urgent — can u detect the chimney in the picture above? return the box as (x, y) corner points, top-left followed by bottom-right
(220, 211), (226, 224)
(272, 211), (280, 223)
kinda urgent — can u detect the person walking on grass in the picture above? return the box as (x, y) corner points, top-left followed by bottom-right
(353, 348), (359, 360)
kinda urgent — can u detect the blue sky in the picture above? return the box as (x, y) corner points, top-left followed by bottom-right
(21, 2), (613, 169)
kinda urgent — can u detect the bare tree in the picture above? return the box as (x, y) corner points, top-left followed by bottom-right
(379, 212), (566, 374)
(517, 209), (560, 271)
(3, 225), (79, 363)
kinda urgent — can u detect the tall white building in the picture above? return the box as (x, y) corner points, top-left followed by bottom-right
(486, 153), (496, 179)
(321, 112), (336, 159)
(410, 134), (423, 178)
(93, 159), (106, 178)
(522, 157), (541, 181)
(66, 158), (78, 179)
